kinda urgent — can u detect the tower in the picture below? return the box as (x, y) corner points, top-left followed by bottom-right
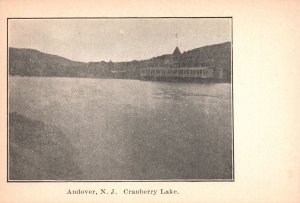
(172, 46), (181, 67)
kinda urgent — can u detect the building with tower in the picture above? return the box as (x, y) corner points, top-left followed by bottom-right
(140, 46), (215, 81)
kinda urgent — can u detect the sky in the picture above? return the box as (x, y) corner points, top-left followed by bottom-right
(9, 18), (231, 62)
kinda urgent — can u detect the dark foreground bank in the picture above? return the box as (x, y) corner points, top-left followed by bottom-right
(9, 112), (82, 180)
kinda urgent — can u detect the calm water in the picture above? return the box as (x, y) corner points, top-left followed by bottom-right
(9, 77), (232, 180)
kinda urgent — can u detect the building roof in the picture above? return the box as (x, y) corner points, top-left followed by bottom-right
(172, 47), (181, 56)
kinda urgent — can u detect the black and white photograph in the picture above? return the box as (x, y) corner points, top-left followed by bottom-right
(8, 18), (233, 181)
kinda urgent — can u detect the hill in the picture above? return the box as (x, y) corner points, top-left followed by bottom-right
(9, 42), (231, 81)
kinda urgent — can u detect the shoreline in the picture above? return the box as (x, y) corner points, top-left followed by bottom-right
(9, 75), (231, 84)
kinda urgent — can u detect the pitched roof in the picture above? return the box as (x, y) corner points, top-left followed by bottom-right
(172, 47), (181, 55)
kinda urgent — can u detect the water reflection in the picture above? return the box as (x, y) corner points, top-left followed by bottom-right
(154, 88), (224, 100)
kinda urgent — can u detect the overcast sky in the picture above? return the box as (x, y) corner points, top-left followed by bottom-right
(9, 18), (231, 62)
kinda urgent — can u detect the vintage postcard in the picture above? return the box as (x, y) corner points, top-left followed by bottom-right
(1, 1), (300, 203)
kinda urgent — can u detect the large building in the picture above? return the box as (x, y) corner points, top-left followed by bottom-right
(140, 46), (219, 81)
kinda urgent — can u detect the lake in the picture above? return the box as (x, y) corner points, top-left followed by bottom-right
(9, 77), (233, 180)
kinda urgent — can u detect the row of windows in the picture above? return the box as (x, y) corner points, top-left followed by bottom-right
(159, 62), (207, 67)
(178, 62), (207, 67)
(141, 69), (208, 75)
